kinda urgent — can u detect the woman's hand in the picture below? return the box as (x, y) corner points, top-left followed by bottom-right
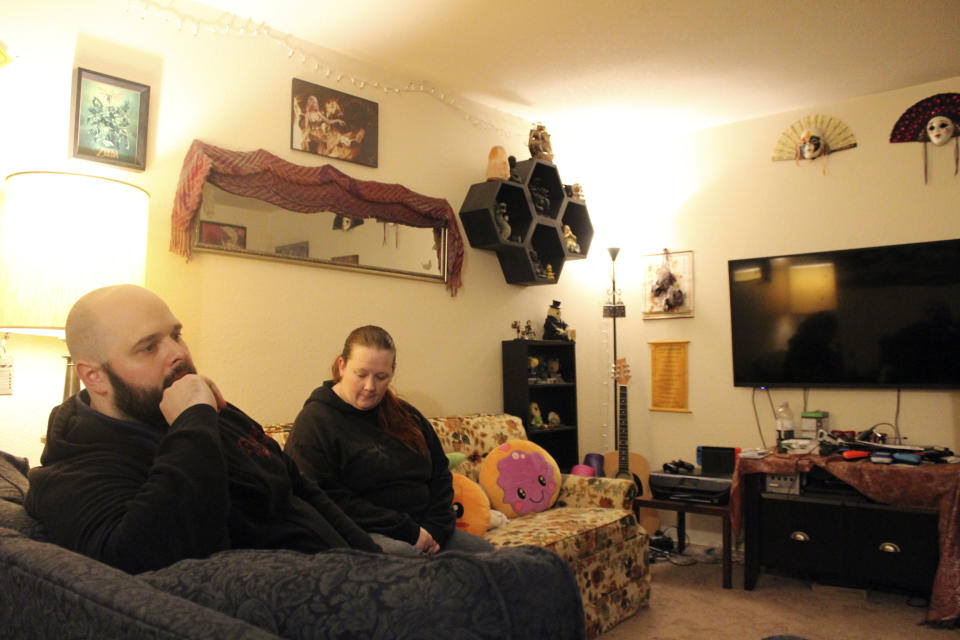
(414, 527), (440, 555)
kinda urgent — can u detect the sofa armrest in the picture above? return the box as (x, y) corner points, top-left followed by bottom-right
(554, 474), (637, 510)
(0, 529), (279, 640)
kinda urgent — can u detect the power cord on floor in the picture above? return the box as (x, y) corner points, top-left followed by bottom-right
(649, 527), (697, 566)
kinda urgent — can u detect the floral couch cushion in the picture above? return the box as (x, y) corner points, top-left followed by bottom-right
(428, 414), (526, 481)
(428, 413), (650, 639)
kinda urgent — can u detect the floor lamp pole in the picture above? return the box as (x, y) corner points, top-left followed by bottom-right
(603, 247), (624, 450)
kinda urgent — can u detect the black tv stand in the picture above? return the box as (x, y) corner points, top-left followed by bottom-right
(742, 471), (939, 595)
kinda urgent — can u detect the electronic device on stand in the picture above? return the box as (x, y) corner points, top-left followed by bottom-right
(601, 248), (659, 535)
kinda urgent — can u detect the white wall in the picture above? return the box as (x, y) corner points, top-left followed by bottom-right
(1, 0), (958, 546)
(557, 79), (960, 543)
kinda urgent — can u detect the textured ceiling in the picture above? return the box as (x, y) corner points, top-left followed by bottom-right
(199, 0), (960, 131)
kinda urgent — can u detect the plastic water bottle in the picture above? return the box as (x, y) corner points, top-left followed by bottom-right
(776, 402), (795, 442)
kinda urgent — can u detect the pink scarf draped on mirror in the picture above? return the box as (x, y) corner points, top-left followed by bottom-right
(170, 139), (464, 295)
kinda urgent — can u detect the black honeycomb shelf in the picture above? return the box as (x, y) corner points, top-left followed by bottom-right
(458, 159), (592, 285)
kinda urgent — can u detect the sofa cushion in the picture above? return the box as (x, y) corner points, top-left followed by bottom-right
(0, 529), (277, 639)
(484, 507), (639, 566)
(429, 414), (526, 481)
(140, 546), (586, 640)
(0, 451), (47, 540)
(0, 451), (29, 504)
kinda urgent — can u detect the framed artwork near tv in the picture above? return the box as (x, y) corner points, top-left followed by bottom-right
(73, 68), (150, 171)
(641, 250), (694, 319)
(291, 77), (378, 167)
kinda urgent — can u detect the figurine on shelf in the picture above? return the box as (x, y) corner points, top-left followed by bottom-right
(529, 402), (544, 428)
(544, 264), (555, 280)
(522, 320), (536, 340)
(507, 155), (521, 183)
(563, 225), (580, 253)
(530, 249), (548, 279)
(564, 183), (585, 201)
(486, 145), (510, 180)
(530, 178), (551, 216)
(511, 320), (523, 339)
(546, 357), (563, 382)
(547, 411), (561, 427)
(494, 202), (511, 242)
(528, 123), (554, 162)
(543, 300), (571, 341)
(528, 356), (540, 381)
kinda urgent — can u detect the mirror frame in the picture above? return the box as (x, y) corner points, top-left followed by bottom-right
(170, 140), (463, 294)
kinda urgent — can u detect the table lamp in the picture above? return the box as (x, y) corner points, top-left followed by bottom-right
(0, 171), (149, 400)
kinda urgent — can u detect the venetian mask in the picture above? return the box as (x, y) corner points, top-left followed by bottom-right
(799, 129), (824, 159)
(926, 116), (956, 146)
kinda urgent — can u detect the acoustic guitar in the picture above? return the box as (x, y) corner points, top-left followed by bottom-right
(604, 358), (660, 535)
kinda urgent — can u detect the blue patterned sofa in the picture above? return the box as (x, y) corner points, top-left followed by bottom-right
(0, 450), (585, 640)
(268, 413), (651, 639)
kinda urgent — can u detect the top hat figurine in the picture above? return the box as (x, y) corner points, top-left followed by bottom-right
(543, 300), (572, 341)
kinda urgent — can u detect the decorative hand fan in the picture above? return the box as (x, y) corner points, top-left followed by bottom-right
(889, 93), (960, 183)
(771, 114), (858, 163)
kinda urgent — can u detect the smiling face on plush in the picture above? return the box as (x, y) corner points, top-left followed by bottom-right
(479, 440), (561, 518)
(451, 473), (491, 536)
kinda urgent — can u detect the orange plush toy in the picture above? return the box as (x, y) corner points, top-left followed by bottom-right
(451, 473), (491, 536)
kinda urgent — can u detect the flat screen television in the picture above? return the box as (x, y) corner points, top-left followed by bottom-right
(728, 238), (960, 389)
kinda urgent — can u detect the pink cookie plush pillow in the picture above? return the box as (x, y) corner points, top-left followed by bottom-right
(479, 439), (561, 518)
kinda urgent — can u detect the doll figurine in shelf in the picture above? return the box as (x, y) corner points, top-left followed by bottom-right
(546, 357), (563, 382)
(563, 225), (580, 253)
(543, 300), (571, 341)
(529, 402), (544, 428)
(494, 202), (512, 242)
(547, 411), (561, 427)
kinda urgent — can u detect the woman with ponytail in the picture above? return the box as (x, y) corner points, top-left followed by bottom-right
(284, 325), (494, 556)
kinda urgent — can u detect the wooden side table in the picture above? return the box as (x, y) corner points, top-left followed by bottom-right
(634, 497), (732, 589)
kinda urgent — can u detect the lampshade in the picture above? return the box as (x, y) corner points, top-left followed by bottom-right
(0, 171), (149, 333)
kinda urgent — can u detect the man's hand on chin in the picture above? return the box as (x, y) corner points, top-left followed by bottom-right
(160, 374), (227, 424)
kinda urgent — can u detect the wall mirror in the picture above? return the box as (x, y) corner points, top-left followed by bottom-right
(195, 183), (446, 282)
(170, 141), (463, 294)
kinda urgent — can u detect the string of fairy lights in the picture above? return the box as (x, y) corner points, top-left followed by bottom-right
(125, 0), (533, 137)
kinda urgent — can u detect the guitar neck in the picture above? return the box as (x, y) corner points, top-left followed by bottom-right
(617, 383), (629, 474)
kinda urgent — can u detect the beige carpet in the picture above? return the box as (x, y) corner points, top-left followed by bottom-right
(599, 545), (951, 640)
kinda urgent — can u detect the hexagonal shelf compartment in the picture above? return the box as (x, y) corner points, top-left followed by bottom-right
(458, 159), (591, 285)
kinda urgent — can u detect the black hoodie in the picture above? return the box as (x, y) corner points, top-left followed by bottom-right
(25, 391), (379, 574)
(284, 382), (455, 547)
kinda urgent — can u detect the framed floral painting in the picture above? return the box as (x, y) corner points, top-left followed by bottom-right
(73, 68), (149, 170)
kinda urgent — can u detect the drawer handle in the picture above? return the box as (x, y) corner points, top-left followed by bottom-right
(790, 531), (810, 543)
(878, 542), (901, 553)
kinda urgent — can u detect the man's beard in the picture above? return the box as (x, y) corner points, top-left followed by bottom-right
(101, 362), (196, 427)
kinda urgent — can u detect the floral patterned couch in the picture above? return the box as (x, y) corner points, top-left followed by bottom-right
(427, 413), (651, 639)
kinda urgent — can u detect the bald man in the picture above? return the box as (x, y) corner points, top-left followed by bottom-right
(26, 285), (380, 573)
